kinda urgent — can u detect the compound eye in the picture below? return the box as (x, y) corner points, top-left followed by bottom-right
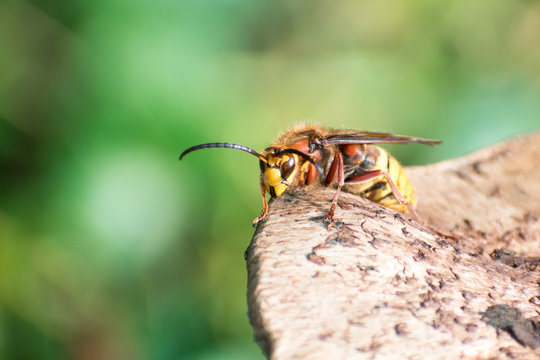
(280, 156), (296, 180)
(259, 160), (266, 172)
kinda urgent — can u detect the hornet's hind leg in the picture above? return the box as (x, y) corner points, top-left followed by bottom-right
(351, 170), (456, 240)
(324, 151), (420, 225)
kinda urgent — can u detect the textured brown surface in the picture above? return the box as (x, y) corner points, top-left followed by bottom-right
(245, 132), (540, 359)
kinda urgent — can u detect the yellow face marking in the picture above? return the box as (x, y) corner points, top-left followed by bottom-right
(271, 183), (288, 197)
(264, 168), (283, 187)
(262, 154), (296, 197)
(267, 155), (281, 167)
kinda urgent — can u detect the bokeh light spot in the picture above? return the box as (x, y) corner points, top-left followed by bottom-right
(83, 149), (183, 261)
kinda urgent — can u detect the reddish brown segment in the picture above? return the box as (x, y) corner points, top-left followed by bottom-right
(290, 139), (310, 154)
(306, 163), (319, 185)
(347, 170), (384, 183)
(325, 152), (340, 186)
(341, 143), (381, 171)
(341, 143), (364, 160)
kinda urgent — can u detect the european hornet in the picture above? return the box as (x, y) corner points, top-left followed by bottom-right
(180, 125), (441, 227)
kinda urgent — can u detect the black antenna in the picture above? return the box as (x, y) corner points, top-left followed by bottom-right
(179, 143), (267, 163)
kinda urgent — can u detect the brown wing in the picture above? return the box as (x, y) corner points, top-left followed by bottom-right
(321, 131), (441, 146)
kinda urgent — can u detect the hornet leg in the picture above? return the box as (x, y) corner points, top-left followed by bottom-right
(380, 170), (424, 226)
(323, 152), (344, 224)
(344, 169), (421, 223)
(252, 179), (268, 227)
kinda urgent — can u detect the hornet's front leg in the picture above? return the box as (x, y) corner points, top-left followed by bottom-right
(252, 178), (268, 227)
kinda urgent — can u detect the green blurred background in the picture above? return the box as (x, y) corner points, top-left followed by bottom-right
(1, 0), (539, 359)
